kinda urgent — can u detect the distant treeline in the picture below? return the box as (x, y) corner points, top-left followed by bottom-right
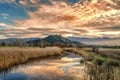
(86, 45), (120, 49)
(0, 40), (76, 48)
(0, 40), (120, 49)
(100, 45), (120, 48)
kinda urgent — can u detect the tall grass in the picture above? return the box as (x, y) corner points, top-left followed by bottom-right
(85, 54), (120, 80)
(0, 47), (63, 71)
(85, 62), (120, 80)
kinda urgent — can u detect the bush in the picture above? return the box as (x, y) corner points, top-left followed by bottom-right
(103, 59), (120, 67)
(92, 56), (107, 65)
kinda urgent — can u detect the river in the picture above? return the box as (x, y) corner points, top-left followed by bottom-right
(0, 52), (85, 80)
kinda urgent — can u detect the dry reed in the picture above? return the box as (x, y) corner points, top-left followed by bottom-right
(85, 62), (120, 80)
(0, 47), (63, 71)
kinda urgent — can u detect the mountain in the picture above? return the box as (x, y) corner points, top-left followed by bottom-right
(0, 38), (40, 44)
(43, 35), (84, 46)
(43, 35), (72, 44)
(28, 35), (84, 47)
(68, 37), (120, 46)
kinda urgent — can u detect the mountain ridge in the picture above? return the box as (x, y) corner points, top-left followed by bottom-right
(0, 35), (84, 47)
(28, 35), (84, 47)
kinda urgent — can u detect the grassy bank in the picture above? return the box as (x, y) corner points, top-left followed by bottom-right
(63, 47), (120, 80)
(86, 54), (120, 80)
(63, 48), (90, 57)
(0, 47), (63, 71)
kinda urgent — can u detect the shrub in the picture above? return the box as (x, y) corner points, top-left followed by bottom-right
(92, 56), (107, 65)
(103, 59), (120, 67)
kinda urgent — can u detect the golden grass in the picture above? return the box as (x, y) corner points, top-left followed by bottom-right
(0, 47), (63, 71)
(83, 48), (120, 59)
(63, 48), (90, 57)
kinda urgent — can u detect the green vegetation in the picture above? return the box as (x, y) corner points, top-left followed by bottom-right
(92, 55), (107, 65)
(0, 47), (63, 71)
(92, 55), (120, 67)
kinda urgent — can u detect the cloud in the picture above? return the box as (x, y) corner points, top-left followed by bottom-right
(0, 0), (16, 3)
(0, 0), (120, 38)
(1, 13), (9, 16)
(1, 13), (9, 19)
(29, 0), (39, 4)
(19, 0), (28, 5)
(0, 23), (14, 29)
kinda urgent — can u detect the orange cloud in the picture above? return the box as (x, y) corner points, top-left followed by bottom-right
(19, 0), (27, 5)
(29, 0), (38, 4)
(7, 0), (120, 37)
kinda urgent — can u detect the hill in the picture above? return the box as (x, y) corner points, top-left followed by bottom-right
(28, 35), (84, 47)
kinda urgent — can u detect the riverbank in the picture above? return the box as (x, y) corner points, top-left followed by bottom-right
(0, 52), (84, 80)
(0, 47), (63, 71)
(1, 47), (120, 80)
(63, 47), (120, 80)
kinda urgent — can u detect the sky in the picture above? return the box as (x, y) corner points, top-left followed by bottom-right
(0, 0), (120, 38)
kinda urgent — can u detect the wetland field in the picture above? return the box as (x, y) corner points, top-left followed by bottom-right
(0, 47), (120, 80)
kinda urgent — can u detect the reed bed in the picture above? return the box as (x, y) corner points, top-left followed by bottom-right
(85, 62), (120, 80)
(0, 47), (63, 71)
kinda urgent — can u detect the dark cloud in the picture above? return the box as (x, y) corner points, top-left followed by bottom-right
(96, 26), (120, 31)
(72, 29), (88, 33)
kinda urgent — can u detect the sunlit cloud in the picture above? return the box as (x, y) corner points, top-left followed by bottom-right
(0, 23), (14, 29)
(19, 0), (28, 5)
(0, 0), (120, 38)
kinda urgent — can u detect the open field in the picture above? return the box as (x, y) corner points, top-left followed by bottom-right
(84, 48), (120, 59)
(98, 48), (120, 59)
(0, 47), (63, 71)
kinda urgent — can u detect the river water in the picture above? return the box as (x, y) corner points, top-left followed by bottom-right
(0, 52), (85, 80)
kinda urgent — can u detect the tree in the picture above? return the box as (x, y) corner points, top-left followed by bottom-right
(16, 39), (26, 48)
(38, 40), (46, 48)
(1, 41), (9, 46)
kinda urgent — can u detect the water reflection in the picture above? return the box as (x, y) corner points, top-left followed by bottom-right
(4, 73), (28, 80)
(0, 53), (84, 80)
